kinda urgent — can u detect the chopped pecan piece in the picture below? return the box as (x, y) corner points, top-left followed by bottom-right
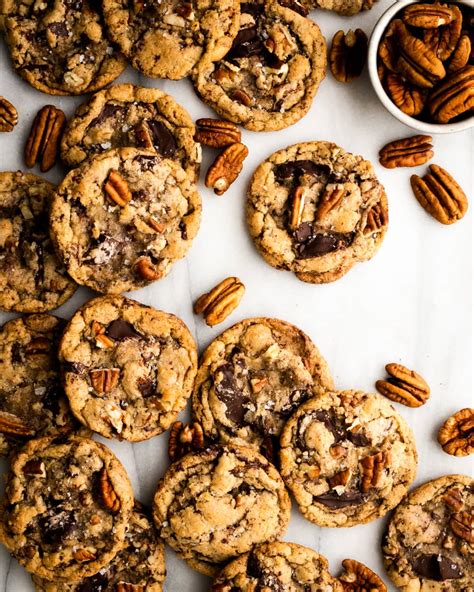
(98, 468), (121, 513)
(195, 118), (241, 148)
(396, 25), (446, 88)
(438, 408), (474, 457)
(146, 217), (166, 233)
(135, 257), (160, 281)
(0, 97), (18, 132)
(385, 73), (427, 116)
(423, 5), (462, 61)
(117, 584), (145, 592)
(278, 0), (309, 16)
(133, 121), (154, 149)
(194, 276), (245, 326)
(450, 511), (474, 543)
(231, 89), (253, 107)
(443, 488), (464, 512)
(379, 135), (434, 169)
(96, 334), (115, 349)
(364, 202), (388, 234)
(73, 548), (97, 562)
(410, 164), (468, 224)
(168, 421), (205, 462)
(90, 368), (120, 394)
(428, 65), (474, 123)
(0, 410), (35, 437)
(205, 142), (249, 195)
(25, 336), (51, 355)
(104, 170), (132, 207)
(402, 4), (454, 28)
(447, 35), (471, 72)
(328, 468), (351, 489)
(339, 559), (387, 592)
(289, 186), (306, 230)
(330, 29), (368, 83)
(360, 451), (390, 493)
(250, 376), (268, 394)
(316, 186), (346, 221)
(25, 105), (66, 172)
(376, 363), (430, 407)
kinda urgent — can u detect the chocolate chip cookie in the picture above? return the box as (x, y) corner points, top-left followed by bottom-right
(0, 435), (134, 580)
(193, 0), (326, 131)
(383, 475), (473, 592)
(211, 541), (344, 591)
(153, 444), (291, 576)
(59, 295), (198, 442)
(102, 0), (240, 80)
(49, 148), (201, 294)
(0, 171), (77, 312)
(279, 390), (417, 527)
(302, 0), (377, 16)
(60, 84), (201, 181)
(1, 0), (126, 96)
(0, 314), (84, 458)
(247, 142), (388, 283)
(192, 317), (334, 453)
(33, 502), (166, 592)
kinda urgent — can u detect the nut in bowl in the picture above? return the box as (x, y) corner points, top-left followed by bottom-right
(368, 0), (474, 133)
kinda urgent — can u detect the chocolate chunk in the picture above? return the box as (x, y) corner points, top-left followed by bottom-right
(275, 161), (330, 182)
(247, 551), (263, 579)
(293, 222), (313, 243)
(297, 232), (354, 259)
(63, 361), (88, 375)
(39, 507), (76, 546)
(280, 389), (310, 417)
(214, 363), (250, 426)
(90, 103), (123, 127)
(228, 26), (264, 60)
(247, 552), (284, 591)
(412, 554), (463, 581)
(137, 378), (155, 398)
(48, 22), (69, 37)
(41, 383), (62, 414)
(77, 572), (109, 592)
(347, 431), (370, 447)
(241, 2), (262, 16)
(11, 342), (22, 364)
(278, 0), (309, 16)
(148, 121), (177, 157)
(315, 490), (368, 508)
(134, 154), (159, 171)
(106, 320), (140, 340)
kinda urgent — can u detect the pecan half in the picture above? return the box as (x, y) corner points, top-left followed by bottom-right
(73, 549), (97, 563)
(104, 170), (132, 207)
(194, 276), (245, 326)
(386, 73), (427, 116)
(117, 583), (145, 592)
(364, 202), (388, 234)
(98, 468), (121, 513)
(289, 186), (306, 230)
(168, 421), (205, 462)
(438, 408), (474, 457)
(0, 97), (18, 132)
(195, 118), (241, 148)
(378, 20), (403, 72)
(339, 559), (387, 592)
(133, 121), (154, 149)
(410, 164), (468, 224)
(232, 89), (253, 107)
(135, 257), (160, 281)
(447, 35), (471, 73)
(402, 4), (453, 28)
(316, 186), (346, 221)
(396, 26), (446, 88)
(428, 65), (474, 123)
(25, 105), (66, 172)
(423, 5), (462, 61)
(205, 143), (249, 195)
(330, 29), (368, 83)
(90, 368), (120, 394)
(376, 363), (430, 407)
(450, 511), (474, 543)
(379, 135), (434, 169)
(443, 488), (464, 512)
(328, 469), (351, 489)
(0, 410), (35, 437)
(360, 451), (390, 492)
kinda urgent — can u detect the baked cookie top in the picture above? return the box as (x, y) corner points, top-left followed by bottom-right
(301, 0), (377, 16)
(0, 171), (77, 312)
(1, 0), (126, 95)
(211, 541), (344, 591)
(383, 474), (473, 592)
(102, 0), (240, 80)
(193, 0), (327, 132)
(0, 436), (134, 581)
(59, 295), (198, 442)
(49, 148), (201, 294)
(33, 502), (166, 592)
(60, 84), (201, 180)
(153, 444), (291, 576)
(247, 141), (388, 284)
(279, 390), (417, 527)
(192, 317), (334, 452)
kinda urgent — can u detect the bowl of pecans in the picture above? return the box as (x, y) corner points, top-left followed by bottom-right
(368, 0), (473, 133)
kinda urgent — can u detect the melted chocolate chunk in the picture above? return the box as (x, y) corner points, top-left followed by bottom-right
(48, 22), (69, 37)
(228, 26), (263, 60)
(297, 232), (354, 259)
(241, 2), (262, 16)
(314, 490), (368, 508)
(278, 0), (309, 16)
(39, 507), (76, 546)
(63, 361), (88, 375)
(279, 389), (310, 417)
(275, 161), (330, 182)
(137, 378), (155, 398)
(77, 572), (109, 592)
(11, 342), (22, 364)
(106, 320), (140, 340)
(247, 551), (262, 579)
(148, 121), (177, 157)
(90, 103), (123, 127)
(412, 554), (463, 581)
(293, 222), (313, 243)
(347, 431), (370, 447)
(214, 364), (250, 426)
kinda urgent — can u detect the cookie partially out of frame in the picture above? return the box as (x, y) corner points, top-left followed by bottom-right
(302, 0), (377, 16)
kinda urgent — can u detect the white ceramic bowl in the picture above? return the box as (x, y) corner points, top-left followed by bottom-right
(368, 0), (474, 134)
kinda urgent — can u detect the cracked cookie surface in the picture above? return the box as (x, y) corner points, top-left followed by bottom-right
(49, 148), (201, 294)
(102, 0), (240, 80)
(33, 502), (166, 592)
(192, 317), (334, 453)
(1, 0), (126, 95)
(0, 172), (77, 312)
(247, 141), (388, 283)
(279, 390), (417, 527)
(60, 84), (201, 181)
(302, 0), (377, 16)
(193, 0), (327, 131)
(383, 474), (474, 592)
(153, 444), (291, 576)
(59, 295), (198, 441)
(0, 436), (134, 580)
(211, 541), (344, 591)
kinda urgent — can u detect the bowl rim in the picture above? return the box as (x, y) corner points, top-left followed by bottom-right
(367, 0), (474, 135)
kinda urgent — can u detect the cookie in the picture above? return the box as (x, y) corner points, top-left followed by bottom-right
(211, 541), (344, 591)
(0, 435), (134, 580)
(302, 0), (377, 16)
(102, 0), (240, 80)
(247, 142), (388, 284)
(192, 317), (334, 453)
(1, 0), (126, 96)
(193, 0), (327, 132)
(49, 148), (201, 294)
(0, 171), (77, 312)
(0, 314), (85, 458)
(279, 390), (417, 527)
(32, 502), (166, 592)
(59, 295), (198, 442)
(60, 83), (201, 180)
(153, 444), (291, 576)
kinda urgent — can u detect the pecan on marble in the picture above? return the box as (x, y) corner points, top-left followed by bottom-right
(25, 105), (66, 172)
(376, 363), (430, 407)
(0, 97), (18, 132)
(205, 142), (249, 195)
(195, 118), (241, 148)
(379, 135), (434, 169)
(339, 559), (387, 592)
(330, 29), (368, 83)
(438, 408), (474, 457)
(194, 276), (245, 326)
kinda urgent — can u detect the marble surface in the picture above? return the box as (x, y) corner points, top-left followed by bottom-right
(0, 2), (472, 591)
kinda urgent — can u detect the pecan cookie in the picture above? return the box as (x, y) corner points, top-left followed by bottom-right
(0, 436), (134, 580)
(102, 0), (240, 80)
(0, 314), (85, 458)
(192, 317), (334, 453)
(0, 172), (77, 312)
(383, 474), (473, 592)
(279, 390), (417, 527)
(60, 84), (201, 181)
(211, 541), (344, 591)
(301, 0), (377, 16)
(247, 142), (388, 284)
(153, 444), (291, 576)
(1, 0), (126, 96)
(33, 502), (166, 592)
(49, 148), (201, 294)
(193, 0), (327, 131)
(59, 295), (198, 441)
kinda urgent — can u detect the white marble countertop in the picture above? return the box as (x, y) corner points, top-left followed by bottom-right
(0, 3), (472, 590)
